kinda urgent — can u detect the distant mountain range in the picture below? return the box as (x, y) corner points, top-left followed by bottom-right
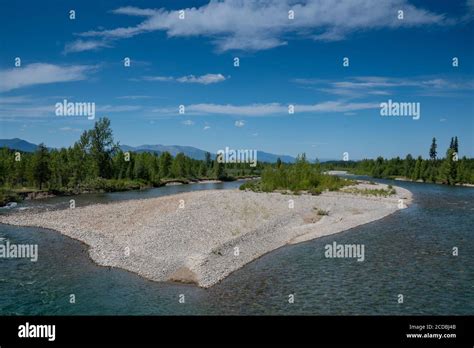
(0, 138), (301, 163)
(0, 138), (38, 152)
(120, 144), (297, 163)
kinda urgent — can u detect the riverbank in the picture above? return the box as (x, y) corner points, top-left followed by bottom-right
(0, 176), (261, 207)
(0, 181), (412, 288)
(329, 169), (474, 187)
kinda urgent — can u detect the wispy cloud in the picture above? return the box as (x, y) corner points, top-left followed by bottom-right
(116, 95), (152, 100)
(152, 101), (378, 117)
(234, 120), (246, 127)
(0, 95), (34, 104)
(143, 73), (228, 85)
(67, 0), (448, 53)
(0, 105), (55, 119)
(0, 63), (96, 92)
(59, 127), (82, 132)
(96, 105), (142, 113)
(64, 40), (111, 54)
(112, 6), (158, 17)
(181, 119), (195, 126)
(0, 99), (142, 119)
(293, 76), (474, 98)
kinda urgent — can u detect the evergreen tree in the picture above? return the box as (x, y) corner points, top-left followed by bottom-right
(429, 137), (437, 160)
(205, 152), (212, 169)
(440, 148), (458, 185)
(32, 143), (51, 189)
(453, 136), (459, 153)
(412, 156), (422, 181)
(403, 154), (414, 178)
(159, 152), (172, 178)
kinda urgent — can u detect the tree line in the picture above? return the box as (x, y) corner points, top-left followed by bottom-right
(1, 119), (472, 206)
(323, 137), (473, 185)
(0, 118), (262, 199)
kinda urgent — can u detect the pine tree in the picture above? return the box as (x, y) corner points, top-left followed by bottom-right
(429, 137), (437, 160)
(205, 152), (212, 169)
(453, 136), (459, 153)
(440, 148), (457, 185)
(412, 156), (422, 181)
(403, 154), (414, 178)
(32, 143), (51, 190)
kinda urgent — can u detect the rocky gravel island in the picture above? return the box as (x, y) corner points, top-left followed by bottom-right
(0, 182), (412, 288)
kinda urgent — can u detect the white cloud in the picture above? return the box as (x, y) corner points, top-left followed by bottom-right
(181, 119), (195, 126)
(59, 127), (82, 132)
(152, 101), (378, 117)
(144, 74), (227, 85)
(112, 6), (159, 17)
(116, 95), (152, 100)
(96, 105), (142, 113)
(143, 76), (174, 82)
(64, 40), (110, 54)
(0, 63), (95, 92)
(203, 125), (211, 130)
(293, 76), (474, 98)
(188, 103), (285, 116)
(177, 74), (227, 84)
(234, 120), (246, 127)
(0, 102), (141, 119)
(0, 95), (33, 104)
(0, 105), (55, 118)
(72, 0), (447, 52)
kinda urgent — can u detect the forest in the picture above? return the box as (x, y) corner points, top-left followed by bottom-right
(321, 137), (474, 185)
(0, 118), (262, 205)
(0, 118), (472, 206)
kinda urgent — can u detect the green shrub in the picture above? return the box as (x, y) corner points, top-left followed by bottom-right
(314, 208), (329, 216)
(239, 156), (353, 194)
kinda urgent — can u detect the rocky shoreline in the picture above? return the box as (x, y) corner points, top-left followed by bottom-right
(0, 182), (412, 288)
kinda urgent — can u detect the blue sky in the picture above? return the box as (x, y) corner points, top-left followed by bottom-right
(0, 0), (473, 160)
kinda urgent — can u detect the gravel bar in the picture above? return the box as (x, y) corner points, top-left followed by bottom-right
(0, 182), (412, 288)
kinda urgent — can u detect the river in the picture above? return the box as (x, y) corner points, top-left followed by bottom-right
(0, 178), (472, 315)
